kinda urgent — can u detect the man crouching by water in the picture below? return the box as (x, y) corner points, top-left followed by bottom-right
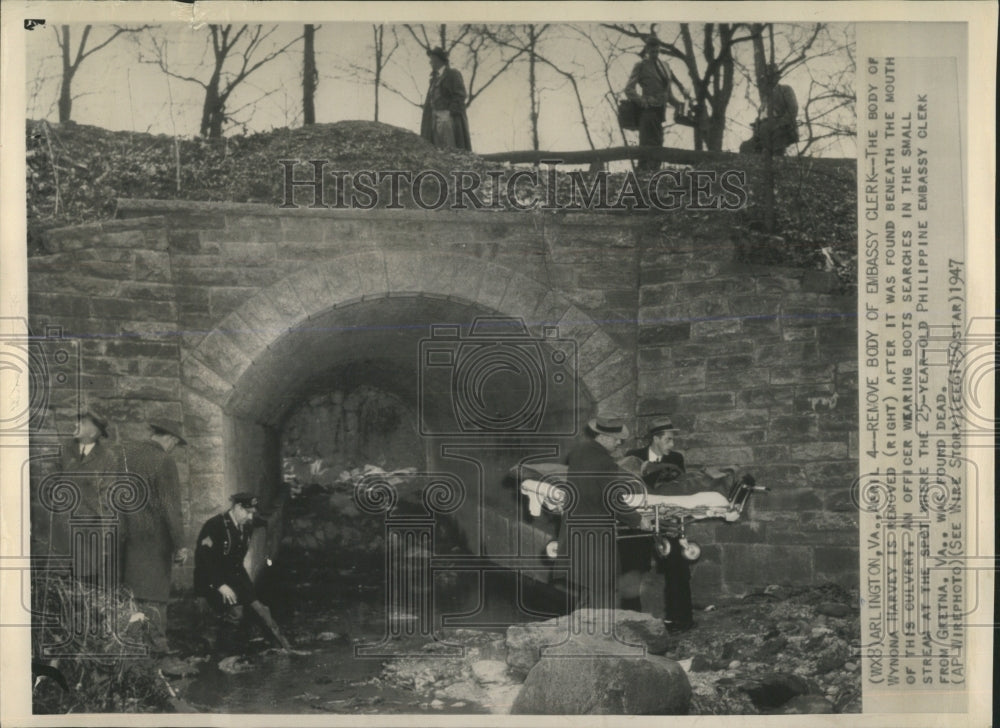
(194, 493), (293, 655)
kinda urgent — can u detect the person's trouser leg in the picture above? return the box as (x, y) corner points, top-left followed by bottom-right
(433, 110), (456, 149)
(637, 107), (665, 171)
(216, 603), (245, 655)
(661, 538), (693, 626)
(617, 536), (653, 611)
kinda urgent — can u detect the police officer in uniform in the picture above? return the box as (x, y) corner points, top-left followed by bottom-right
(194, 492), (290, 653)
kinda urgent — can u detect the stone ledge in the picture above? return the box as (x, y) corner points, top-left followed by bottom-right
(114, 198), (655, 228)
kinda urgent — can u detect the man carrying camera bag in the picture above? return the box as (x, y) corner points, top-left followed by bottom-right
(624, 36), (684, 171)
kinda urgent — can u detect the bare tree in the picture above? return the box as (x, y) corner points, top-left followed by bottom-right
(143, 24), (304, 138)
(571, 24), (635, 151)
(480, 25), (598, 150)
(371, 25), (399, 121)
(796, 27), (856, 155)
(329, 25), (407, 117)
(54, 24), (150, 123)
(401, 23), (459, 56)
(303, 24), (318, 125)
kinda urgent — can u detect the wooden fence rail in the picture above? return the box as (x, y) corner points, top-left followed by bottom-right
(479, 145), (851, 169)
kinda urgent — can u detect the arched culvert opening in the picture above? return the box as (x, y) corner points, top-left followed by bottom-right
(222, 294), (595, 633)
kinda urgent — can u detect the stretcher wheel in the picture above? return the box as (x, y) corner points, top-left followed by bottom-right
(653, 536), (671, 558)
(681, 541), (701, 561)
(545, 541), (560, 558)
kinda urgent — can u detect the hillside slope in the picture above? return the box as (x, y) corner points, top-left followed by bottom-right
(26, 120), (857, 285)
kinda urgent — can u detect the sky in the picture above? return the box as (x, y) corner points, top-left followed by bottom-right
(24, 22), (857, 158)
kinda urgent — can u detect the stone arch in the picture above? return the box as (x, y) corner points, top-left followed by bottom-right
(181, 250), (635, 421)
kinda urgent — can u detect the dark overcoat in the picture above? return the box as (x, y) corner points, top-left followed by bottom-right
(558, 438), (643, 556)
(42, 438), (123, 578)
(420, 66), (472, 151)
(119, 440), (185, 602)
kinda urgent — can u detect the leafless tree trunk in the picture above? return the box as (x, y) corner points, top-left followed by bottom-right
(54, 24), (150, 123)
(303, 24), (317, 125)
(481, 25), (598, 149)
(145, 24), (304, 138)
(527, 26), (540, 150)
(571, 24), (633, 155)
(371, 25), (399, 121)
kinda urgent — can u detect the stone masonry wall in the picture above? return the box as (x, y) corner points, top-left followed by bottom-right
(636, 221), (859, 596)
(28, 200), (858, 597)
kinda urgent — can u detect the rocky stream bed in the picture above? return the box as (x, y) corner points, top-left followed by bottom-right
(158, 576), (860, 715)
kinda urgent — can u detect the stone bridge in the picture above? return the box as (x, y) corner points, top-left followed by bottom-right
(28, 199), (859, 598)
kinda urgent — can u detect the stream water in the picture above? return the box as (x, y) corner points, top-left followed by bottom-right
(175, 567), (568, 714)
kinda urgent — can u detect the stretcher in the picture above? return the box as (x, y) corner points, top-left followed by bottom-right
(516, 462), (767, 561)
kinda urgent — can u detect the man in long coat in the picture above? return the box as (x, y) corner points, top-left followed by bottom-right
(560, 417), (648, 610)
(121, 419), (188, 655)
(49, 411), (122, 581)
(420, 46), (472, 151)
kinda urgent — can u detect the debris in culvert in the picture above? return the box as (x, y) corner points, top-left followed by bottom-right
(279, 463), (447, 560)
(217, 655), (255, 674)
(316, 632), (347, 643)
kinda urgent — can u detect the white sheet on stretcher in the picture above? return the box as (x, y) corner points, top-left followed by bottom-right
(520, 479), (567, 516)
(519, 479), (735, 518)
(622, 491), (730, 510)
(623, 491), (740, 522)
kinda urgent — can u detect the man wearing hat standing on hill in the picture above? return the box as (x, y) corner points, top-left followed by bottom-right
(624, 416), (694, 631)
(120, 419), (189, 655)
(740, 63), (799, 156)
(624, 36), (684, 171)
(50, 410), (122, 581)
(421, 46), (472, 151)
(560, 417), (651, 610)
(195, 493), (292, 654)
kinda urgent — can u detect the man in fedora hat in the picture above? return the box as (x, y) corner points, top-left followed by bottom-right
(625, 416), (685, 487)
(623, 415), (693, 631)
(120, 419), (189, 655)
(624, 35), (684, 171)
(48, 410), (123, 580)
(559, 416), (651, 609)
(420, 46), (472, 151)
(194, 492), (292, 654)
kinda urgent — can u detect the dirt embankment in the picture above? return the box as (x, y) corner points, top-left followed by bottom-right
(27, 120), (857, 287)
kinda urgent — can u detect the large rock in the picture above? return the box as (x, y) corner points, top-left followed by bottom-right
(510, 654), (691, 715)
(506, 609), (670, 677)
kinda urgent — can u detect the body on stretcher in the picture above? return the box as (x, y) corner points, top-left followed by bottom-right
(517, 465), (767, 560)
